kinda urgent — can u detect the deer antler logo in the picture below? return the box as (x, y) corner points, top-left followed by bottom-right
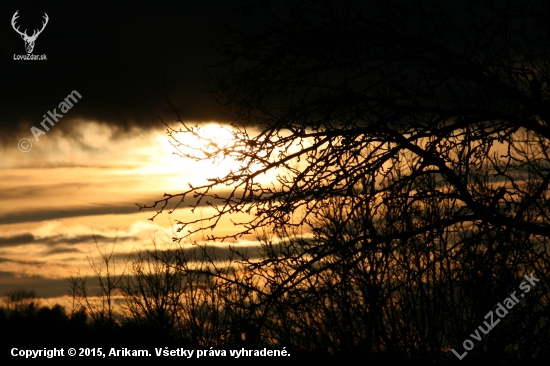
(11, 11), (49, 54)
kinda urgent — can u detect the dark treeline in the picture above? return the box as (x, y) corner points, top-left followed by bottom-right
(0, 289), (175, 350)
(2, 219), (549, 364)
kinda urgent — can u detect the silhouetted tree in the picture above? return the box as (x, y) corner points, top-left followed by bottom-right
(1, 288), (40, 316)
(67, 233), (126, 330)
(141, 0), (549, 243)
(134, 0), (550, 361)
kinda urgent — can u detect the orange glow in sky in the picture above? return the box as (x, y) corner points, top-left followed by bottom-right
(0, 119), (273, 301)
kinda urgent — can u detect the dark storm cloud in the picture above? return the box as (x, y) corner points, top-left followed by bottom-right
(44, 234), (138, 247)
(0, 232), (137, 248)
(0, 234), (34, 247)
(0, 257), (44, 266)
(0, 205), (141, 225)
(43, 246), (83, 255)
(126, 245), (267, 264)
(0, 189), (235, 225)
(0, 271), (71, 298)
(1, 0), (269, 142)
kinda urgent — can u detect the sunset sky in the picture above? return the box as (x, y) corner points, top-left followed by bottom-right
(1, 0), (270, 303)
